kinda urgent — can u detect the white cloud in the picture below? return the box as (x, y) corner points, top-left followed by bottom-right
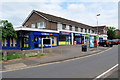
(67, 4), (86, 12)
(0, 1), (118, 29)
(1, 0), (119, 2)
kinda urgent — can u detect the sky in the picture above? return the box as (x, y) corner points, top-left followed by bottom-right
(0, 0), (119, 29)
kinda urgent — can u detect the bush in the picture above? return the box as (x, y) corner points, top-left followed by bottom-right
(0, 53), (3, 61)
(7, 53), (22, 60)
(40, 54), (45, 56)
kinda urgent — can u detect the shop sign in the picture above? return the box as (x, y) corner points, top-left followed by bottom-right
(41, 33), (52, 36)
(60, 32), (71, 35)
(74, 33), (82, 36)
(85, 34), (90, 37)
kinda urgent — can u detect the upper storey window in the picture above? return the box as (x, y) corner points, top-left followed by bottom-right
(72, 26), (75, 31)
(31, 24), (35, 28)
(90, 29), (92, 33)
(83, 29), (85, 33)
(87, 29), (89, 33)
(78, 27), (81, 32)
(65, 25), (69, 30)
(37, 22), (45, 28)
(57, 23), (62, 30)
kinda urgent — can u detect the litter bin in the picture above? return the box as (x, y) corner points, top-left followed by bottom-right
(82, 44), (87, 52)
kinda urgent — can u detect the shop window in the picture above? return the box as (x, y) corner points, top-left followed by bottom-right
(4, 39), (7, 46)
(9, 38), (12, 47)
(65, 25), (69, 30)
(1, 40), (3, 46)
(23, 32), (29, 43)
(39, 37), (42, 43)
(24, 38), (29, 43)
(72, 26), (75, 31)
(13, 38), (16, 47)
(31, 24), (35, 28)
(37, 22), (45, 28)
(57, 23), (62, 30)
(2, 39), (7, 47)
(34, 37), (38, 42)
(59, 35), (66, 41)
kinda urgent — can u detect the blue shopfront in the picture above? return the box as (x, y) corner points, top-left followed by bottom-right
(2, 31), (59, 50)
(74, 33), (82, 44)
(28, 31), (59, 50)
(59, 31), (71, 45)
(2, 37), (20, 50)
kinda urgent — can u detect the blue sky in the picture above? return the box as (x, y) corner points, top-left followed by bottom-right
(0, 0), (119, 29)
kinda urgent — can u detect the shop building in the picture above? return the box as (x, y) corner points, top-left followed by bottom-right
(92, 26), (108, 40)
(2, 10), (102, 50)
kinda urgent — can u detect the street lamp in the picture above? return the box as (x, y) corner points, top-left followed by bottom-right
(96, 14), (100, 35)
(96, 14), (100, 48)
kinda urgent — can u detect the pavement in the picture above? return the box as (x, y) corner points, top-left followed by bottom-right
(1, 45), (109, 71)
(105, 69), (119, 79)
(2, 45), (118, 78)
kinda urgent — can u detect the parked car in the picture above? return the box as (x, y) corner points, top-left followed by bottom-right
(98, 40), (113, 47)
(118, 39), (120, 44)
(113, 39), (120, 44)
(112, 39), (118, 45)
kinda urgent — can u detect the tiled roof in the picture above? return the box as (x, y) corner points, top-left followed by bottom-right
(34, 10), (95, 30)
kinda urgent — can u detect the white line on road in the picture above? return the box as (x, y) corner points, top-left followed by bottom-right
(93, 64), (119, 80)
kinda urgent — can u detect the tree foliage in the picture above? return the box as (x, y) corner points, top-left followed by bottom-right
(0, 20), (17, 39)
(107, 27), (116, 39)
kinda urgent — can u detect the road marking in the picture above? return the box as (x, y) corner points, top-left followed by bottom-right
(1, 47), (112, 73)
(93, 64), (119, 80)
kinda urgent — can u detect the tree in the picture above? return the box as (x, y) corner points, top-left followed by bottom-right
(0, 20), (17, 39)
(107, 27), (116, 40)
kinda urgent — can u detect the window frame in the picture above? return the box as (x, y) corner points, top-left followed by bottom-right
(83, 28), (85, 33)
(57, 23), (62, 30)
(72, 26), (75, 31)
(65, 25), (70, 30)
(31, 24), (35, 28)
(37, 22), (45, 29)
(78, 27), (81, 32)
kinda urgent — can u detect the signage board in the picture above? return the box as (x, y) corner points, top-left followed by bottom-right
(43, 38), (51, 45)
(41, 33), (52, 36)
(90, 36), (94, 47)
(74, 33), (82, 36)
(59, 32), (71, 35)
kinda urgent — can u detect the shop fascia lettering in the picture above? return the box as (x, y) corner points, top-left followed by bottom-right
(60, 32), (70, 35)
(41, 33), (50, 35)
(74, 33), (82, 36)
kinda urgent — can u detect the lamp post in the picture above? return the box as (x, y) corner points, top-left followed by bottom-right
(96, 14), (100, 48)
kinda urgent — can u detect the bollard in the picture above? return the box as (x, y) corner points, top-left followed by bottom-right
(22, 52), (25, 59)
(3, 51), (7, 61)
(38, 51), (41, 57)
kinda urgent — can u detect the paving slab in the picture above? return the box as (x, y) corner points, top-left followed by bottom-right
(4, 63), (27, 70)
(1, 45), (109, 71)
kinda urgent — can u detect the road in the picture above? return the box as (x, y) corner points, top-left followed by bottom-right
(2, 46), (118, 78)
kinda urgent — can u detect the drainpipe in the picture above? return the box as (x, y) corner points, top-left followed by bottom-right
(84, 35), (85, 44)
(71, 33), (74, 45)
